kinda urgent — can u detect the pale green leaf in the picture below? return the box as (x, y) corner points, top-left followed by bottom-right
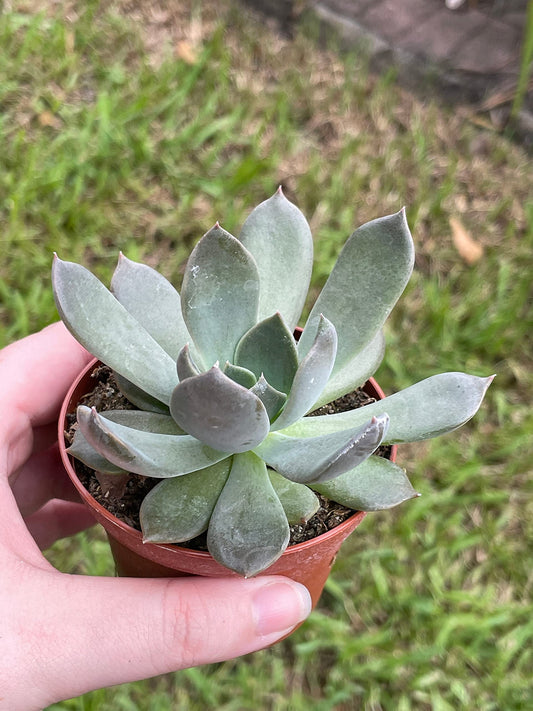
(234, 312), (298, 393)
(268, 469), (320, 524)
(255, 415), (389, 484)
(52, 256), (178, 404)
(102, 409), (184, 434)
(311, 455), (419, 511)
(176, 344), (201, 381)
(250, 375), (287, 421)
(283, 373), (494, 443)
(170, 366), (270, 453)
(312, 330), (385, 408)
(222, 361), (257, 389)
(181, 224), (260, 366)
(140, 459), (232, 543)
(272, 315), (337, 430)
(207, 452), (290, 577)
(67, 429), (126, 474)
(298, 210), (414, 374)
(77, 405), (227, 477)
(114, 372), (169, 414)
(239, 188), (313, 330)
(110, 253), (191, 361)
(67, 409), (184, 473)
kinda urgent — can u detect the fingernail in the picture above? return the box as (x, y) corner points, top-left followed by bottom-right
(253, 581), (312, 637)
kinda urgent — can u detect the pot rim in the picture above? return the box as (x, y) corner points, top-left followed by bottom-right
(59, 358), (396, 564)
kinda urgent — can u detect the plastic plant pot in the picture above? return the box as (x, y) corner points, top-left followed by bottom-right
(59, 358), (397, 609)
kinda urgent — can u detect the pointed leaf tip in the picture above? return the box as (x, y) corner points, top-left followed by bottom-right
(298, 208), (414, 374)
(285, 372), (492, 444)
(181, 223), (260, 366)
(110, 252), (191, 361)
(239, 191), (313, 330)
(176, 343), (201, 381)
(257, 414), (389, 484)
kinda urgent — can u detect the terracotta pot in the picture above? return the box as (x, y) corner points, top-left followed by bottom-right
(59, 360), (397, 609)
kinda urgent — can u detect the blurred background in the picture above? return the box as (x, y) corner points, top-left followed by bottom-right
(1, 0), (532, 708)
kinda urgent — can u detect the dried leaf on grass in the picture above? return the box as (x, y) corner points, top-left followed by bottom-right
(175, 40), (198, 64)
(450, 216), (484, 264)
(38, 111), (62, 129)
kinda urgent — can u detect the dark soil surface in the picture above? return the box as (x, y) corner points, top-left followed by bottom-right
(65, 364), (391, 549)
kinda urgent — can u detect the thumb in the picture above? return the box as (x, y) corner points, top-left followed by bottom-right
(16, 571), (311, 708)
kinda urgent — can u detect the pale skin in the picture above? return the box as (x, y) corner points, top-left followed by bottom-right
(0, 323), (311, 711)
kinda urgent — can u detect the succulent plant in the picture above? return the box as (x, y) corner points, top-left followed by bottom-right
(53, 189), (492, 577)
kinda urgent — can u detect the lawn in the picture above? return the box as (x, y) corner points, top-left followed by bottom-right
(1, 1), (532, 709)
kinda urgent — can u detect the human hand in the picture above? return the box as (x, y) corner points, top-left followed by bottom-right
(0, 323), (311, 711)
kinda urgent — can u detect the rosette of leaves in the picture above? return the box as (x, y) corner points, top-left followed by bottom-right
(53, 189), (492, 577)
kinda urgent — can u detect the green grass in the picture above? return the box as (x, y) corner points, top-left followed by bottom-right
(1, 1), (532, 709)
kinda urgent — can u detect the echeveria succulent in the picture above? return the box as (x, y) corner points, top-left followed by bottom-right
(53, 189), (492, 576)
